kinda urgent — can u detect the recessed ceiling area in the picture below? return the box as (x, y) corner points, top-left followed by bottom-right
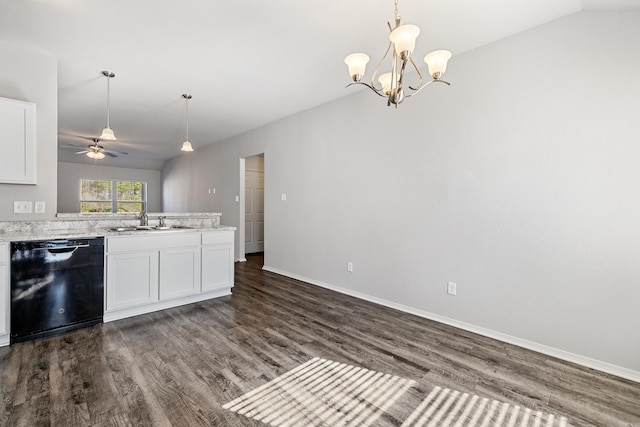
(1, 0), (635, 169)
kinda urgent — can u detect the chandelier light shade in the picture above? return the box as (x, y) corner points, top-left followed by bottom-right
(344, 53), (370, 82)
(424, 50), (452, 79)
(181, 94), (194, 152)
(344, 0), (452, 107)
(389, 24), (420, 58)
(99, 71), (117, 140)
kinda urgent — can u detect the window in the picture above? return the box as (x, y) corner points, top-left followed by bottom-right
(80, 179), (146, 213)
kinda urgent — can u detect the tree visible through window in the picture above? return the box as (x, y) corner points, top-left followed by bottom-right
(80, 179), (146, 213)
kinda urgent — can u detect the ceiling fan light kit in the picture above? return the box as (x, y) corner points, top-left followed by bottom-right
(99, 70), (117, 140)
(344, 0), (452, 107)
(86, 148), (106, 160)
(181, 94), (194, 152)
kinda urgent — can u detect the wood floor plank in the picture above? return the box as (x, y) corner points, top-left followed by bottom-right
(0, 253), (638, 426)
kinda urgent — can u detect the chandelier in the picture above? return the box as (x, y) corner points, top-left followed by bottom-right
(344, 0), (452, 107)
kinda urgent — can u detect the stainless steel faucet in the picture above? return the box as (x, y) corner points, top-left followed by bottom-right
(139, 210), (148, 226)
(158, 216), (166, 227)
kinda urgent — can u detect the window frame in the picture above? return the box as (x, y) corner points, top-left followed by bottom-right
(79, 178), (147, 213)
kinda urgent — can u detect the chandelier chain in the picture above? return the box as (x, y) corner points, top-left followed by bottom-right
(394, 0), (399, 21)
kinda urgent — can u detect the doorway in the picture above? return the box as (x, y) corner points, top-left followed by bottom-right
(239, 154), (264, 262)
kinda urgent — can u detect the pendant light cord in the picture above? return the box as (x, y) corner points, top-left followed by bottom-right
(185, 96), (189, 141)
(106, 75), (111, 128)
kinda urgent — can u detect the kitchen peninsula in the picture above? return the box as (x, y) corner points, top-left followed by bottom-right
(0, 213), (235, 346)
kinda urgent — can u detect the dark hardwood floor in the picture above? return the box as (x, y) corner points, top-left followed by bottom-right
(1, 253), (639, 426)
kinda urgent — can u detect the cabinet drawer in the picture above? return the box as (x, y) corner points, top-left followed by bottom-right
(107, 233), (200, 253)
(201, 231), (234, 245)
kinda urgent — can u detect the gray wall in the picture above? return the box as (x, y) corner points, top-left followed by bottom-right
(162, 10), (640, 378)
(0, 43), (58, 220)
(57, 162), (162, 213)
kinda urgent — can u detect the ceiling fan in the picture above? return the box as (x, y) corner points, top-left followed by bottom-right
(63, 138), (128, 159)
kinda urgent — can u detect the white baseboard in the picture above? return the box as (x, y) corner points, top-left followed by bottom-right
(262, 265), (640, 384)
(236, 257), (247, 263)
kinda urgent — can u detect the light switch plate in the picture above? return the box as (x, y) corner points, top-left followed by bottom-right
(34, 201), (46, 213)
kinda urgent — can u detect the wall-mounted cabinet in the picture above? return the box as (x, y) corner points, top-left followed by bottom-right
(0, 97), (36, 184)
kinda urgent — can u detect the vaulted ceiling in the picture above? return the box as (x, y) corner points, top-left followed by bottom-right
(0, 0), (636, 169)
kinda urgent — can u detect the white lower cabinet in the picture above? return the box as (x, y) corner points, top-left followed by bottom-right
(202, 245), (233, 292)
(105, 231), (233, 322)
(0, 243), (8, 343)
(106, 251), (159, 311)
(160, 246), (200, 300)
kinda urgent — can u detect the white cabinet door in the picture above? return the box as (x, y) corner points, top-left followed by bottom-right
(0, 243), (7, 337)
(106, 251), (159, 311)
(202, 245), (233, 292)
(159, 247), (200, 300)
(0, 264), (7, 336)
(0, 97), (36, 184)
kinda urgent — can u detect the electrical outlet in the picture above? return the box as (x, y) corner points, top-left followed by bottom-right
(447, 282), (457, 296)
(34, 201), (46, 213)
(347, 262), (353, 272)
(281, 193), (287, 201)
(14, 201), (32, 214)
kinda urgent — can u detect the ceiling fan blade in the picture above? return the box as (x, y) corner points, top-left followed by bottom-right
(104, 149), (128, 155)
(104, 152), (118, 158)
(75, 150), (90, 154)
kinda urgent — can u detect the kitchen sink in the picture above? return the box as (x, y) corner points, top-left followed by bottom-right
(110, 225), (193, 232)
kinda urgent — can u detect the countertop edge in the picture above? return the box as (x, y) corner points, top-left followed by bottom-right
(0, 226), (236, 243)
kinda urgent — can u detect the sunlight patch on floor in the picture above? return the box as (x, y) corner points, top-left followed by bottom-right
(223, 357), (416, 426)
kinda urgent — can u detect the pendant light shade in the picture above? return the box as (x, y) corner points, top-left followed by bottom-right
(99, 127), (116, 140)
(181, 94), (194, 152)
(100, 71), (117, 140)
(181, 140), (194, 152)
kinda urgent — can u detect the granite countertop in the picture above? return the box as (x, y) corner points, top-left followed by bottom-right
(0, 212), (235, 242)
(0, 226), (236, 242)
(55, 212), (222, 220)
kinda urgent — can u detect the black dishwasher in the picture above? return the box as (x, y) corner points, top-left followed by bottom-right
(10, 237), (104, 344)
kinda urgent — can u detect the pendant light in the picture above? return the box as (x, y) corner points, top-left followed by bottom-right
(99, 70), (117, 140)
(181, 94), (194, 152)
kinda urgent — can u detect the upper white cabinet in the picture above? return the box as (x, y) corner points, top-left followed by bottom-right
(0, 97), (36, 184)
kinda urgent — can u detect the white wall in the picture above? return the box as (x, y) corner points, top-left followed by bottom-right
(162, 10), (640, 379)
(57, 162), (162, 213)
(0, 43), (58, 220)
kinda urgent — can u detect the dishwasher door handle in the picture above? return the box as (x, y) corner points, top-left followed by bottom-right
(33, 244), (89, 253)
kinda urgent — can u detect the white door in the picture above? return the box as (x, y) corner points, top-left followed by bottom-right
(245, 169), (264, 254)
